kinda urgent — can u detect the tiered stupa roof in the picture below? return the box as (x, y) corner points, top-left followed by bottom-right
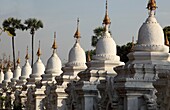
(16, 47), (32, 86)
(11, 52), (21, 83)
(2, 57), (13, 84)
(45, 32), (62, 75)
(93, 0), (119, 61)
(135, 0), (169, 52)
(66, 18), (86, 67)
(27, 42), (45, 86)
(42, 33), (62, 82)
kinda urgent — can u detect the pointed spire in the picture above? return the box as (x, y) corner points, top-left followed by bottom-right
(147, 0), (157, 15)
(7, 56), (11, 69)
(0, 61), (3, 70)
(165, 33), (169, 46)
(87, 50), (91, 62)
(25, 46), (29, 60)
(16, 51), (20, 65)
(103, 0), (111, 25)
(131, 36), (135, 51)
(37, 41), (41, 57)
(52, 32), (57, 50)
(74, 18), (81, 40)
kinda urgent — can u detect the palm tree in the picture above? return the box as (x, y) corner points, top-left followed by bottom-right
(24, 18), (43, 67)
(2, 17), (25, 70)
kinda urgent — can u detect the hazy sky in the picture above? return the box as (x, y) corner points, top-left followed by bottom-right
(0, 0), (170, 66)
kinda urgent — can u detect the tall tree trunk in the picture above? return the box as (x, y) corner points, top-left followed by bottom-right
(12, 37), (16, 70)
(31, 34), (34, 68)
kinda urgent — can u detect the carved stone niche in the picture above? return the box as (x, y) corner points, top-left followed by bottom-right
(13, 90), (22, 110)
(25, 86), (36, 110)
(41, 82), (57, 110)
(5, 91), (12, 109)
(97, 77), (119, 110)
(153, 65), (170, 110)
(65, 81), (79, 110)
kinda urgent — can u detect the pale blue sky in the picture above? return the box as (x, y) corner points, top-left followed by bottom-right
(0, 0), (170, 65)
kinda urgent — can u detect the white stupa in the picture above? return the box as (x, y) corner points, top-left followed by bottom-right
(114, 1), (170, 109)
(93, 1), (120, 62)
(66, 18), (86, 67)
(70, 1), (124, 110)
(87, 0), (124, 75)
(135, 11), (168, 52)
(64, 18), (87, 78)
(2, 58), (13, 85)
(57, 18), (87, 82)
(41, 32), (62, 83)
(26, 42), (45, 86)
(9, 55), (21, 87)
(16, 48), (32, 87)
(127, 0), (170, 65)
(56, 18), (87, 109)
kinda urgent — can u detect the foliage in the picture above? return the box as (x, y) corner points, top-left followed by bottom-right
(0, 96), (5, 101)
(91, 27), (105, 47)
(13, 103), (22, 110)
(163, 26), (170, 41)
(2, 17), (25, 36)
(24, 18), (43, 67)
(117, 42), (133, 63)
(85, 50), (96, 62)
(24, 18), (43, 35)
(91, 26), (112, 47)
(2, 17), (25, 70)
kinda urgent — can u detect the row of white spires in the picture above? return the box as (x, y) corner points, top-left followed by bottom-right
(0, 20), (87, 86)
(0, 0), (168, 87)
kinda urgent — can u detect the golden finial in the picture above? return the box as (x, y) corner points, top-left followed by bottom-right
(37, 41), (41, 57)
(103, 0), (111, 25)
(7, 56), (11, 68)
(74, 18), (81, 39)
(147, 0), (157, 11)
(131, 36), (135, 51)
(87, 50), (91, 62)
(16, 51), (20, 65)
(0, 62), (3, 70)
(165, 33), (169, 46)
(25, 46), (29, 60)
(52, 32), (57, 49)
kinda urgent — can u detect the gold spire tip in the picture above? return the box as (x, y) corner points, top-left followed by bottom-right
(103, 0), (111, 25)
(16, 51), (20, 64)
(25, 46), (29, 60)
(74, 18), (81, 39)
(147, 0), (157, 11)
(37, 41), (41, 57)
(0, 62), (3, 69)
(131, 36), (135, 51)
(87, 50), (91, 62)
(7, 56), (11, 68)
(52, 32), (57, 49)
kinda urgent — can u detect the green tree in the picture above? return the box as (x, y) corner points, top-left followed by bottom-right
(24, 18), (43, 67)
(163, 26), (170, 43)
(2, 17), (25, 70)
(91, 27), (105, 47)
(117, 42), (133, 63)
